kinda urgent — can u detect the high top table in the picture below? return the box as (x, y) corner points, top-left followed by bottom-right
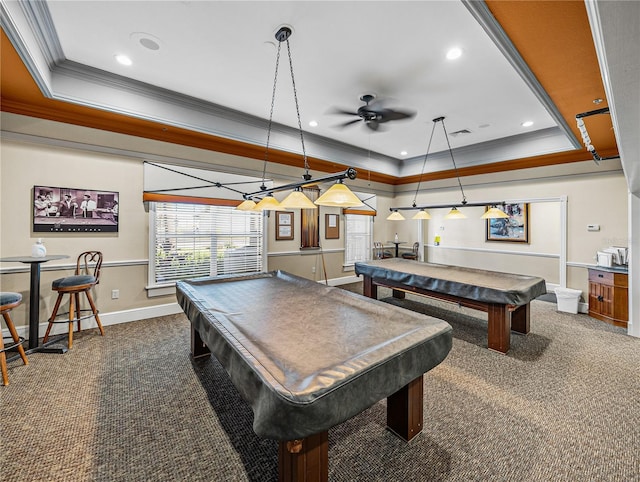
(0, 255), (69, 350)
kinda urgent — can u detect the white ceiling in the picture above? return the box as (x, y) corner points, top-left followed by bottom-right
(1, 0), (637, 190)
(3, 0), (578, 175)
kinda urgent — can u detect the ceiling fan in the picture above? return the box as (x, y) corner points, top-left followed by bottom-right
(331, 94), (416, 131)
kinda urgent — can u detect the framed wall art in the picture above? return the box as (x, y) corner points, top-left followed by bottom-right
(33, 185), (119, 233)
(485, 203), (529, 243)
(276, 211), (294, 240)
(325, 214), (339, 239)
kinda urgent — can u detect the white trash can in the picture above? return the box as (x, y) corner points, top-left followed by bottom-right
(554, 287), (582, 314)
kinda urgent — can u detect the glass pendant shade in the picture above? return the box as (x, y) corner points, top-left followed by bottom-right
(236, 199), (257, 211)
(444, 207), (466, 219)
(254, 195), (281, 211)
(412, 209), (431, 220)
(315, 183), (363, 207)
(279, 190), (317, 209)
(387, 210), (406, 221)
(481, 207), (509, 219)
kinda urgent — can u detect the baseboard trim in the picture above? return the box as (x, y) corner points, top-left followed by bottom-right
(5, 302), (184, 339)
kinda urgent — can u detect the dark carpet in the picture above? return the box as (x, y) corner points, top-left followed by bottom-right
(1, 282), (638, 481)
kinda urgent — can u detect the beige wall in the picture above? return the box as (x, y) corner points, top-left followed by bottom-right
(0, 113), (630, 331)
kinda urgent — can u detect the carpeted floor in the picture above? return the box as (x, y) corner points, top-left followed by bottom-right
(1, 283), (638, 481)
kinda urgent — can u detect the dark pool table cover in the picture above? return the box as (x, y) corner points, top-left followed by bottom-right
(176, 271), (452, 440)
(355, 258), (547, 306)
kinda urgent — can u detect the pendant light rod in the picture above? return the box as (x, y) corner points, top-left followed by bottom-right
(243, 168), (357, 200)
(390, 201), (507, 211)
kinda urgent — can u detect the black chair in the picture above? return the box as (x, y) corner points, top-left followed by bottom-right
(401, 242), (420, 260)
(1, 292), (29, 385)
(44, 251), (105, 349)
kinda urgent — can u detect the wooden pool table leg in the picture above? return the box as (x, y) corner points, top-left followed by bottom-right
(510, 303), (530, 334)
(190, 325), (211, 359)
(487, 304), (510, 354)
(386, 375), (423, 442)
(362, 276), (378, 299)
(278, 431), (328, 482)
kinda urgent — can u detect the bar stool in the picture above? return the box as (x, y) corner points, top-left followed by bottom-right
(43, 251), (105, 349)
(1, 292), (29, 386)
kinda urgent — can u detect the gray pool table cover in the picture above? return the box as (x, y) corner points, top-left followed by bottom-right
(176, 271), (452, 440)
(355, 258), (547, 306)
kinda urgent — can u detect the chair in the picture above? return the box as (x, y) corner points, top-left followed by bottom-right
(1, 292), (29, 385)
(373, 242), (393, 260)
(44, 251), (105, 349)
(401, 242), (420, 260)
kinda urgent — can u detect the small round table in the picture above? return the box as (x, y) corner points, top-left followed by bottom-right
(0, 255), (69, 349)
(387, 241), (407, 258)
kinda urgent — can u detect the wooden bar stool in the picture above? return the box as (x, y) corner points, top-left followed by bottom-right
(43, 251), (105, 349)
(1, 292), (29, 385)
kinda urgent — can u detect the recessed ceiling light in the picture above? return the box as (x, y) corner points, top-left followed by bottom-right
(308, 120), (318, 127)
(400, 151), (408, 156)
(521, 120), (534, 127)
(446, 47), (462, 60)
(115, 54), (132, 66)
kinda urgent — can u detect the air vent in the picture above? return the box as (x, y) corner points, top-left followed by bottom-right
(449, 129), (471, 136)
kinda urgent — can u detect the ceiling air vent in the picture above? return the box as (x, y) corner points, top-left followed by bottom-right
(449, 129), (472, 136)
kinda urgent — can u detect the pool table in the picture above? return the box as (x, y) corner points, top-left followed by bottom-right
(176, 271), (452, 482)
(355, 258), (547, 354)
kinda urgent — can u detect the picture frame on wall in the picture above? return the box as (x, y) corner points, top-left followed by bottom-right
(276, 211), (294, 240)
(486, 203), (529, 243)
(325, 214), (339, 239)
(33, 185), (119, 233)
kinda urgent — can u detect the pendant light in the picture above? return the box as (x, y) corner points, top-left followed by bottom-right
(236, 199), (257, 211)
(315, 181), (363, 207)
(444, 207), (466, 219)
(254, 194), (280, 211)
(387, 210), (405, 221)
(280, 188), (318, 209)
(412, 209), (431, 220)
(481, 206), (509, 219)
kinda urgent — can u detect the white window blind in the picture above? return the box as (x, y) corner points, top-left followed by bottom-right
(150, 202), (264, 284)
(344, 214), (373, 266)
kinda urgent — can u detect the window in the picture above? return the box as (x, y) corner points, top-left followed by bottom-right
(344, 214), (373, 266)
(149, 202), (264, 285)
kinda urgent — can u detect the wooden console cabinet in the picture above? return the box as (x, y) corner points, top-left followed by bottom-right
(588, 267), (628, 328)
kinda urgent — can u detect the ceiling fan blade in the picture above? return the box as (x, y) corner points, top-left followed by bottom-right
(328, 107), (359, 116)
(365, 120), (380, 131)
(379, 109), (416, 122)
(334, 118), (363, 128)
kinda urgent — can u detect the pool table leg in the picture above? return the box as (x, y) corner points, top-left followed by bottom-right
(487, 304), (510, 354)
(278, 431), (328, 482)
(510, 303), (530, 334)
(362, 275), (378, 299)
(190, 325), (211, 359)
(386, 375), (423, 442)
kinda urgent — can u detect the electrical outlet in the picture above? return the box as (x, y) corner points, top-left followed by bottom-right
(111, 289), (120, 299)
(311, 266), (316, 273)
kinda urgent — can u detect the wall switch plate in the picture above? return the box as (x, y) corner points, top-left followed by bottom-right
(587, 224), (600, 232)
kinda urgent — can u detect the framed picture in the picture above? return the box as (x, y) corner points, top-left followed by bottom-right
(486, 203), (529, 243)
(276, 211), (294, 240)
(33, 185), (119, 233)
(325, 213), (339, 239)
